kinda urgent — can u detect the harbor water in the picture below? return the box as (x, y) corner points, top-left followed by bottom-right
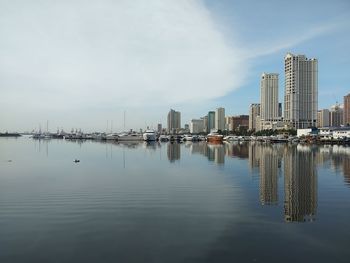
(0, 137), (350, 263)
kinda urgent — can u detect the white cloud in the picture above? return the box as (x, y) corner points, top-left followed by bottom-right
(0, 0), (245, 117)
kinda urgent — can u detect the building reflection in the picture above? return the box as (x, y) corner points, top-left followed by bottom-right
(167, 142), (181, 162)
(226, 142), (249, 159)
(259, 145), (280, 205)
(283, 145), (317, 222)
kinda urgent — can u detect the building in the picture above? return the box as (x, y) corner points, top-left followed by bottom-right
(278, 103), (282, 118)
(215, 107), (225, 131)
(330, 104), (343, 127)
(261, 73), (279, 121)
(167, 109), (181, 134)
(227, 115), (249, 131)
(249, 103), (260, 131)
(190, 119), (204, 134)
(157, 123), (162, 133)
(202, 115), (208, 133)
(284, 53), (318, 129)
(207, 111), (215, 133)
(317, 109), (330, 128)
(344, 93), (350, 126)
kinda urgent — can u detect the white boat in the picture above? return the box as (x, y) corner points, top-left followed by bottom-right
(106, 133), (119, 140)
(183, 134), (193, 141)
(117, 132), (143, 141)
(143, 130), (157, 141)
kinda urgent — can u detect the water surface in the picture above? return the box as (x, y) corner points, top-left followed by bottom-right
(1, 138), (350, 263)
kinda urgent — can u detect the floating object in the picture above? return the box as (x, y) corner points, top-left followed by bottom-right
(8, 160), (12, 162)
(74, 159), (80, 163)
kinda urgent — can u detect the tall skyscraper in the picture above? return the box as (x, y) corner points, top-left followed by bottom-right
(344, 93), (350, 126)
(249, 103), (260, 131)
(207, 111), (215, 133)
(284, 53), (318, 129)
(167, 109), (181, 134)
(215, 107), (225, 131)
(260, 73), (279, 121)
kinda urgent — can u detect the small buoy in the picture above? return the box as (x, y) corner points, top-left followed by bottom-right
(74, 159), (80, 163)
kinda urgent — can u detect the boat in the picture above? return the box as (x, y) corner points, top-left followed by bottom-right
(143, 130), (157, 141)
(207, 130), (224, 143)
(183, 134), (193, 141)
(159, 135), (170, 142)
(117, 132), (143, 141)
(106, 133), (119, 140)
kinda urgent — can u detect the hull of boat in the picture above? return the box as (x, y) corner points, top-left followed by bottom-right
(207, 135), (223, 143)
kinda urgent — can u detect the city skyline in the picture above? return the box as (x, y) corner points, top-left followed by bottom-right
(1, 0), (349, 132)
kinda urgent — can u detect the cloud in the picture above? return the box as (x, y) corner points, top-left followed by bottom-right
(0, 0), (244, 113)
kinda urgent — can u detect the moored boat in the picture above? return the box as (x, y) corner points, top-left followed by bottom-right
(143, 130), (157, 141)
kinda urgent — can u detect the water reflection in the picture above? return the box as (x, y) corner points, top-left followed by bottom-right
(167, 142), (180, 162)
(284, 145), (318, 222)
(58, 140), (350, 222)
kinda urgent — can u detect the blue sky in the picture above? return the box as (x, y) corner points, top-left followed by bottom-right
(203, 0), (350, 115)
(0, 0), (349, 132)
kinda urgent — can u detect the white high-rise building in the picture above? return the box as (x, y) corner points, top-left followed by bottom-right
(215, 107), (225, 131)
(284, 53), (318, 129)
(260, 73), (279, 121)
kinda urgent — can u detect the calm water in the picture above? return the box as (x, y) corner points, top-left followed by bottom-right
(1, 137), (350, 263)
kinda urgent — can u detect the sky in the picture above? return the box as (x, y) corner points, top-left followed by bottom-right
(0, 0), (349, 132)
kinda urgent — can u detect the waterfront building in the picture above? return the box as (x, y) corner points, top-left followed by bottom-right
(167, 109), (181, 134)
(260, 73), (281, 130)
(278, 103), (282, 118)
(203, 115), (208, 133)
(317, 109), (330, 128)
(157, 123), (162, 133)
(261, 73), (279, 119)
(344, 93), (350, 126)
(215, 107), (225, 131)
(190, 119), (204, 134)
(249, 103), (260, 131)
(207, 111), (215, 133)
(227, 115), (249, 131)
(330, 104), (343, 127)
(284, 53), (318, 129)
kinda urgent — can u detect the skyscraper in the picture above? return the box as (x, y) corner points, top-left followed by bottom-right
(344, 93), (350, 126)
(284, 53), (318, 129)
(249, 103), (260, 131)
(167, 109), (181, 134)
(215, 107), (225, 131)
(207, 111), (215, 133)
(260, 73), (279, 121)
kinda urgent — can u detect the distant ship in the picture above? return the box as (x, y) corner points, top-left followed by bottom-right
(143, 130), (157, 141)
(0, 132), (21, 137)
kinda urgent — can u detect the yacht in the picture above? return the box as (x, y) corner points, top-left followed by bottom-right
(143, 130), (157, 141)
(207, 130), (224, 143)
(117, 132), (143, 141)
